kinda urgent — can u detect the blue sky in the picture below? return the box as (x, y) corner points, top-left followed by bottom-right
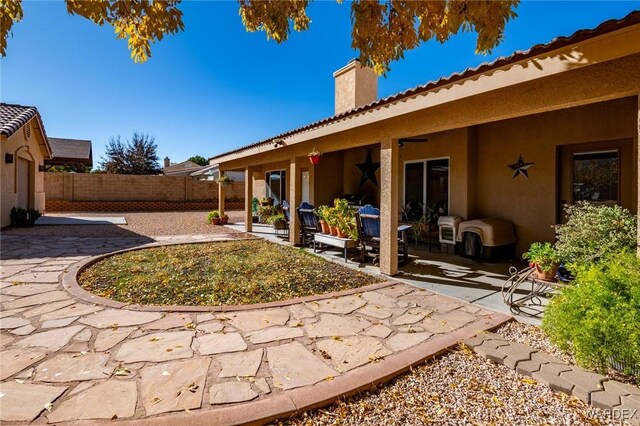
(1, 1), (637, 166)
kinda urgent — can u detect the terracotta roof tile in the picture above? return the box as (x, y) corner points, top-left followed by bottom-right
(0, 103), (39, 137)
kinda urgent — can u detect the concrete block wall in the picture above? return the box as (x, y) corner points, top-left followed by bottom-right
(44, 173), (244, 212)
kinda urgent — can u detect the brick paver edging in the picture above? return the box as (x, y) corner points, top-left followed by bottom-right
(464, 333), (640, 425)
(62, 239), (400, 313)
(95, 315), (512, 426)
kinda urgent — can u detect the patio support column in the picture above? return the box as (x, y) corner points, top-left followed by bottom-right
(244, 166), (254, 233)
(379, 138), (399, 276)
(289, 157), (302, 245)
(217, 170), (225, 216)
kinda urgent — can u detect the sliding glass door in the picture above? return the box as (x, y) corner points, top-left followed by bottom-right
(403, 158), (449, 220)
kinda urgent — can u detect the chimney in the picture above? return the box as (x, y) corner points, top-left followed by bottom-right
(333, 59), (378, 115)
(164, 157), (170, 168)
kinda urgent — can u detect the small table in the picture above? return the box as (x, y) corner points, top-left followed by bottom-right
(313, 233), (358, 262)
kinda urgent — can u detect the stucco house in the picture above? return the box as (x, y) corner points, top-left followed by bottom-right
(162, 158), (202, 176)
(211, 12), (640, 276)
(0, 103), (52, 228)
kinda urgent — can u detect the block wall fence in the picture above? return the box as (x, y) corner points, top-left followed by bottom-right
(44, 173), (245, 212)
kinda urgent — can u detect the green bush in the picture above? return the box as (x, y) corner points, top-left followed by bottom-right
(10, 207), (41, 227)
(555, 202), (636, 267)
(542, 252), (640, 376)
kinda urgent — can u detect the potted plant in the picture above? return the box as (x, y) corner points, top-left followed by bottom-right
(323, 204), (339, 236)
(207, 210), (221, 225)
(260, 197), (274, 207)
(220, 213), (229, 225)
(308, 146), (322, 165)
(333, 198), (358, 240)
(523, 242), (560, 280)
(266, 213), (287, 230)
(258, 205), (276, 223)
(217, 174), (233, 186)
(314, 205), (331, 234)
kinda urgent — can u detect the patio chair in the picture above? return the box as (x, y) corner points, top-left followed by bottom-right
(296, 202), (319, 246)
(356, 204), (409, 264)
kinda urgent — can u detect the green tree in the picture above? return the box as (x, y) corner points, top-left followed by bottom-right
(188, 155), (208, 166)
(99, 132), (161, 175)
(1, 0), (519, 74)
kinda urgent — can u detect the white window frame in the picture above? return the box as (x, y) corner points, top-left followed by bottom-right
(402, 156), (451, 213)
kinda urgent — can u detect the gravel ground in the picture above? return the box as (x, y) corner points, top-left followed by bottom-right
(1, 210), (245, 238)
(279, 345), (626, 426)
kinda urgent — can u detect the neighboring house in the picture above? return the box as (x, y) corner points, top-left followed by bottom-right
(162, 157), (202, 176)
(45, 137), (93, 172)
(190, 163), (245, 182)
(210, 12), (640, 276)
(0, 103), (53, 227)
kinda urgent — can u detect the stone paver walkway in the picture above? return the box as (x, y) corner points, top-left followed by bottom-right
(465, 333), (640, 425)
(0, 234), (510, 424)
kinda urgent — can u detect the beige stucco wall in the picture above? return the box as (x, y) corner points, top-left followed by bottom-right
(342, 145), (380, 205)
(314, 151), (344, 206)
(1, 119), (48, 227)
(475, 97), (638, 253)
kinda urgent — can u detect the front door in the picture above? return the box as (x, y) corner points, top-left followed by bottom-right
(17, 157), (30, 208)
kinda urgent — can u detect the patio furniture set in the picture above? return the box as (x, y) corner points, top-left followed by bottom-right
(271, 201), (411, 264)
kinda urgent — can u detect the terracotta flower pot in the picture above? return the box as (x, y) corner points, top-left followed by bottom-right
(220, 216), (228, 225)
(535, 263), (559, 281)
(211, 218), (221, 225)
(319, 220), (330, 234)
(337, 229), (348, 239)
(329, 225), (339, 236)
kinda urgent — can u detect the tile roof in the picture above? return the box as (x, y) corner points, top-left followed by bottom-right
(210, 9), (640, 161)
(48, 138), (92, 160)
(0, 102), (52, 158)
(0, 103), (40, 137)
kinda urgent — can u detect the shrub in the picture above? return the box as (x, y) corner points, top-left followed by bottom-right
(10, 207), (41, 227)
(555, 202), (636, 268)
(542, 252), (640, 376)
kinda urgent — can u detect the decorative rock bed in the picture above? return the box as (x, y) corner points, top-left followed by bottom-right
(465, 332), (640, 425)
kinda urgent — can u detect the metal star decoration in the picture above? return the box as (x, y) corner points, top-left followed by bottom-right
(357, 149), (380, 187)
(508, 154), (534, 178)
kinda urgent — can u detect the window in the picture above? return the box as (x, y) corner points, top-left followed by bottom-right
(403, 158), (449, 220)
(265, 170), (286, 205)
(573, 150), (619, 204)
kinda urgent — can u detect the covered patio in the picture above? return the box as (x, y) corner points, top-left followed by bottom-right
(213, 15), (640, 279)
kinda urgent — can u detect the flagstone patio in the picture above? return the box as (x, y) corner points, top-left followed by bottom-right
(0, 233), (510, 424)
